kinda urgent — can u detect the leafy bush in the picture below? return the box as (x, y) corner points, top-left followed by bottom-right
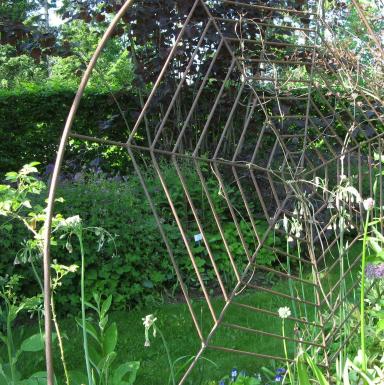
(1, 164), (280, 313)
(0, 85), (139, 174)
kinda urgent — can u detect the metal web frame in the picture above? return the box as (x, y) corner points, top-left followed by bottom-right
(42, 1), (384, 384)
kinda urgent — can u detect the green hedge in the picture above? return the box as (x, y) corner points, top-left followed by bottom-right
(0, 84), (139, 174)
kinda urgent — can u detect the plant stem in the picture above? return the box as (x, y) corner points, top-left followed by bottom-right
(6, 306), (16, 385)
(360, 212), (370, 374)
(30, 257), (43, 293)
(282, 319), (294, 385)
(286, 241), (298, 319)
(156, 326), (176, 385)
(79, 234), (93, 385)
(51, 297), (70, 385)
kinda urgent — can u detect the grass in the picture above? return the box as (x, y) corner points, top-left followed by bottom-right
(10, 282), (303, 384)
(7, 242), (361, 385)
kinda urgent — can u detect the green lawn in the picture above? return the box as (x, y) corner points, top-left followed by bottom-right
(13, 282), (338, 384)
(11, 244), (361, 385)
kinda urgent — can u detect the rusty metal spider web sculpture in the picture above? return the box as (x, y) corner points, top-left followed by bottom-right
(43, 0), (384, 384)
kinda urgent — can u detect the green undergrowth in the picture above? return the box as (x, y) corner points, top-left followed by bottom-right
(10, 259), (360, 385)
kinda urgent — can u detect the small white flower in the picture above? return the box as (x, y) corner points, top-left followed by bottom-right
(142, 314), (157, 347)
(278, 306), (291, 319)
(283, 215), (289, 233)
(142, 314), (157, 328)
(363, 197), (374, 211)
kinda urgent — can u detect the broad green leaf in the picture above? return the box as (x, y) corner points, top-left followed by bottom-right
(75, 318), (99, 343)
(111, 361), (140, 385)
(372, 228), (384, 243)
(88, 344), (102, 372)
(5, 172), (18, 181)
(20, 372), (49, 385)
(99, 351), (117, 374)
(346, 360), (375, 385)
(21, 333), (56, 352)
(21, 200), (32, 209)
(101, 295), (112, 318)
(103, 322), (117, 355)
(84, 301), (98, 313)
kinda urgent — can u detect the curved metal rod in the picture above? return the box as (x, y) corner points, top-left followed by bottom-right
(42, 1), (135, 383)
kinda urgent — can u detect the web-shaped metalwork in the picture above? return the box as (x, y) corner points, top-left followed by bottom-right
(43, 1), (384, 384)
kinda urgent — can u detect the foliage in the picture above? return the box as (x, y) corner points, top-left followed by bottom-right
(293, 349), (384, 385)
(0, 45), (46, 89)
(0, 163), (280, 313)
(0, 0), (57, 61)
(0, 86), (138, 174)
(0, 274), (50, 385)
(75, 293), (140, 385)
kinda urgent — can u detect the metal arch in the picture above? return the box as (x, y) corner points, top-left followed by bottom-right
(42, 0), (384, 384)
(42, 1), (137, 383)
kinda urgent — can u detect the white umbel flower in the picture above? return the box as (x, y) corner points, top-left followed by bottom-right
(278, 306), (291, 319)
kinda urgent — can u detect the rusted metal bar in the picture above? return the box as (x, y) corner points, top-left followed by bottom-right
(70, 132), (279, 174)
(208, 345), (295, 362)
(350, 0), (384, 60)
(219, 0), (317, 16)
(231, 301), (323, 328)
(42, 1), (137, 383)
(245, 282), (320, 308)
(225, 36), (316, 50)
(222, 322), (325, 348)
(215, 17), (316, 32)
(148, 19), (214, 148)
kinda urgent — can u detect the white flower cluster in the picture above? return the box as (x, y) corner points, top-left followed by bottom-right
(58, 215), (82, 230)
(278, 306), (291, 319)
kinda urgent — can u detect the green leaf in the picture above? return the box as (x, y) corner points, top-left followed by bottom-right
(68, 370), (88, 385)
(99, 351), (117, 374)
(5, 172), (18, 182)
(20, 372), (49, 385)
(111, 361), (140, 385)
(29, 162), (41, 167)
(21, 333), (56, 352)
(304, 352), (329, 385)
(103, 322), (117, 355)
(75, 318), (99, 343)
(297, 354), (311, 385)
(101, 295), (112, 318)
